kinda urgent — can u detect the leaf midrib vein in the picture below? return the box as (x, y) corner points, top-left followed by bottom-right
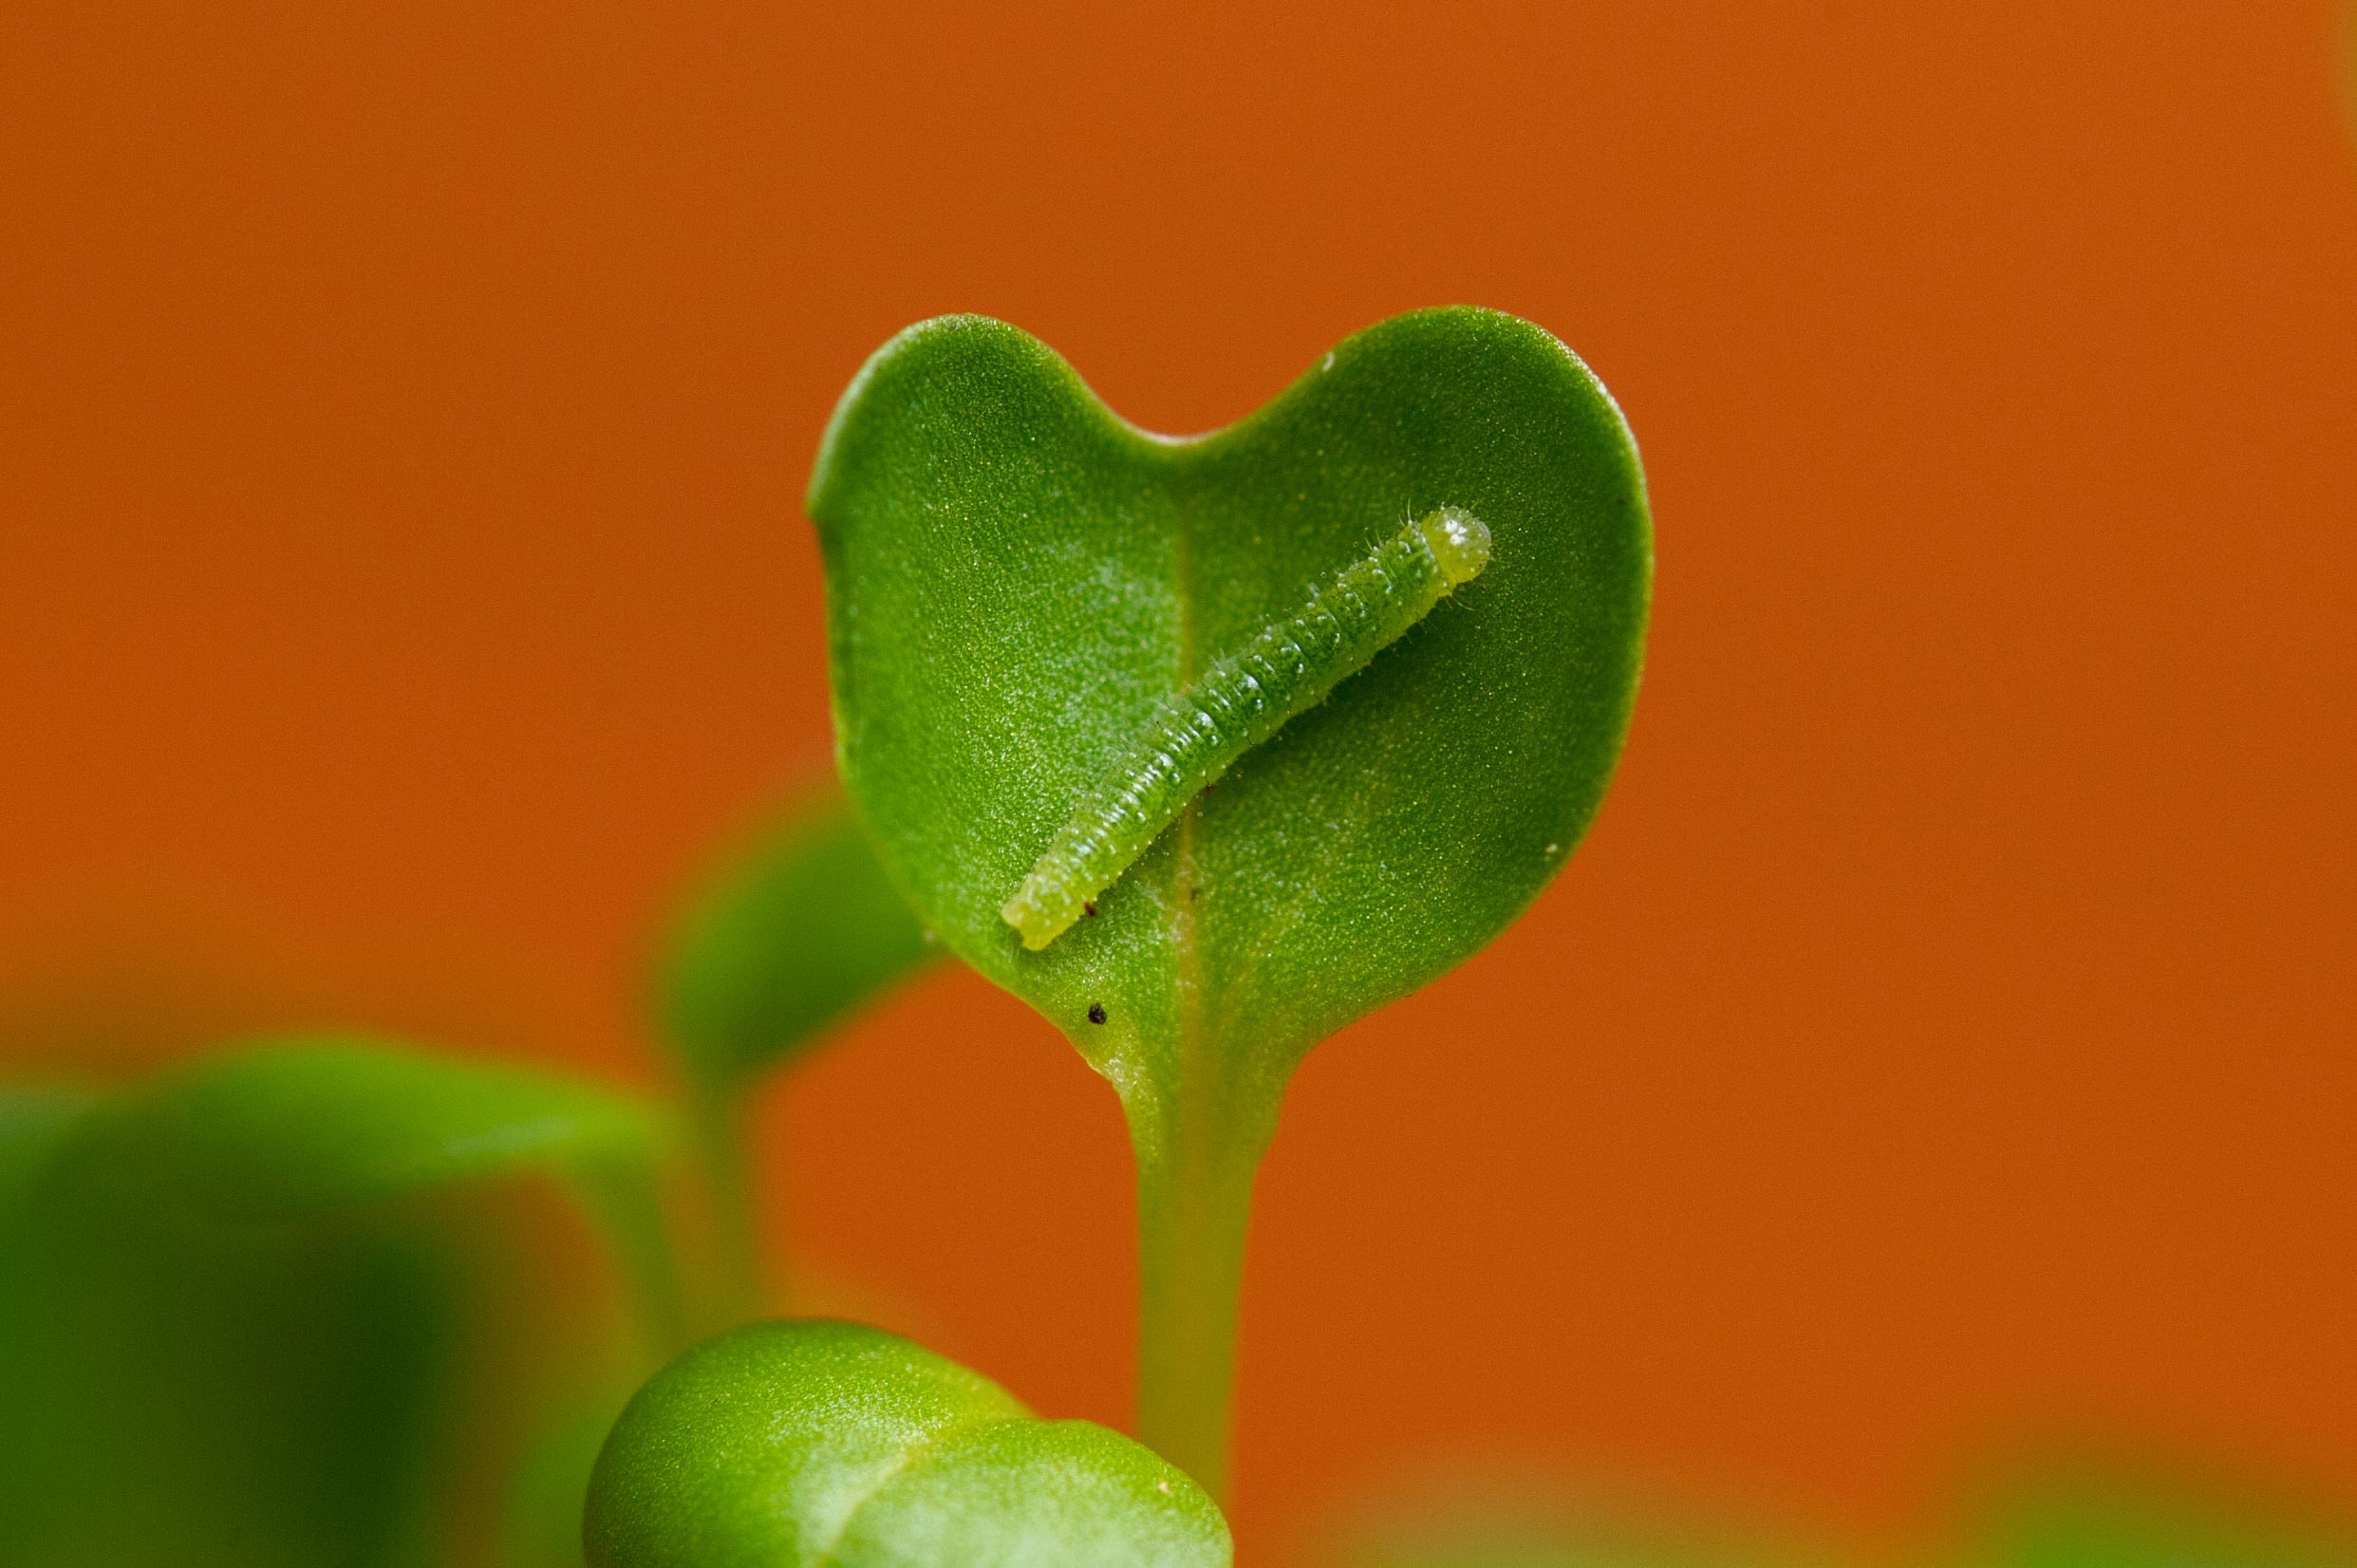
(1169, 484), (1207, 1105)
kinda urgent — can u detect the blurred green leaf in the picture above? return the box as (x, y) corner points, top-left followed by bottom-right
(502, 1390), (638, 1568)
(0, 1039), (677, 1568)
(655, 789), (938, 1092)
(584, 1318), (1230, 1568)
(0, 1083), (95, 1224)
(1, 1104), (463, 1565)
(811, 308), (1649, 1489)
(1970, 1465), (2356, 1568)
(653, 792), (940, 1321)
(129, 1037), (671, 1223)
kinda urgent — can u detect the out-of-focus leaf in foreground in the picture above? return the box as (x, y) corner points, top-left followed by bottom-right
(586, 1318), (1230, 1568)
(1965, 1463), (2356, 1568)
(130, 1037), (670, 1222)
(0, 1084), (95, 1223)
(655, 788), (937, 1094)
(651, 787), (940, 1317)
(0, 1038), (676, 1568)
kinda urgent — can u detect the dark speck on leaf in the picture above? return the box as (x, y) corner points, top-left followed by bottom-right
(1087, 1003), (1107, 1025)
(1083, 901), (1096, 917)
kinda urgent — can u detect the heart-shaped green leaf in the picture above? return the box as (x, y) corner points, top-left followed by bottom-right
(813, 307), (1646, 1075)
(810, 308), (1648, 1491)
(584, 1319), (1229, 1568)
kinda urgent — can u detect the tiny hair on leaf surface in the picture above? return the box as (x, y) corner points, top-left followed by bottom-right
(809, 307), (1650, 1496)
(583, 1318), (1230, 1568)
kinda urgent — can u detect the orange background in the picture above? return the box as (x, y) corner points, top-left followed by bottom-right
(5, 0), (2354, 1557)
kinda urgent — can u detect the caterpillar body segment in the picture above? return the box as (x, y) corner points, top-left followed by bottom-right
(1001, 507), (1492, 950)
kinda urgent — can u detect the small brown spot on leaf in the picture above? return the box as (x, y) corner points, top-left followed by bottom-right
(1087, 1003), (1107, 1025)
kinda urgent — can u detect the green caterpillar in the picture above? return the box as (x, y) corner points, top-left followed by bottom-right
(1002, 507), (1493, 951)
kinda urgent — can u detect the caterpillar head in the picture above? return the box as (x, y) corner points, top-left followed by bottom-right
(1418, 507), (1493, 587)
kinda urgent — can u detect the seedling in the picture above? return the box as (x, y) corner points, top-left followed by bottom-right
(3, 308), (2336, 1568)
(0, 790), (936, 1566)
(2, 306), (1656, 1564)
(806, 308), (1650, 1503)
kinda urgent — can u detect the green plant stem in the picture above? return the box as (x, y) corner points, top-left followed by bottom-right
(1129, 1067), (1277, 1508)
(691, 1083), (767, 1324)
(571, 1156), (691, 1358)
